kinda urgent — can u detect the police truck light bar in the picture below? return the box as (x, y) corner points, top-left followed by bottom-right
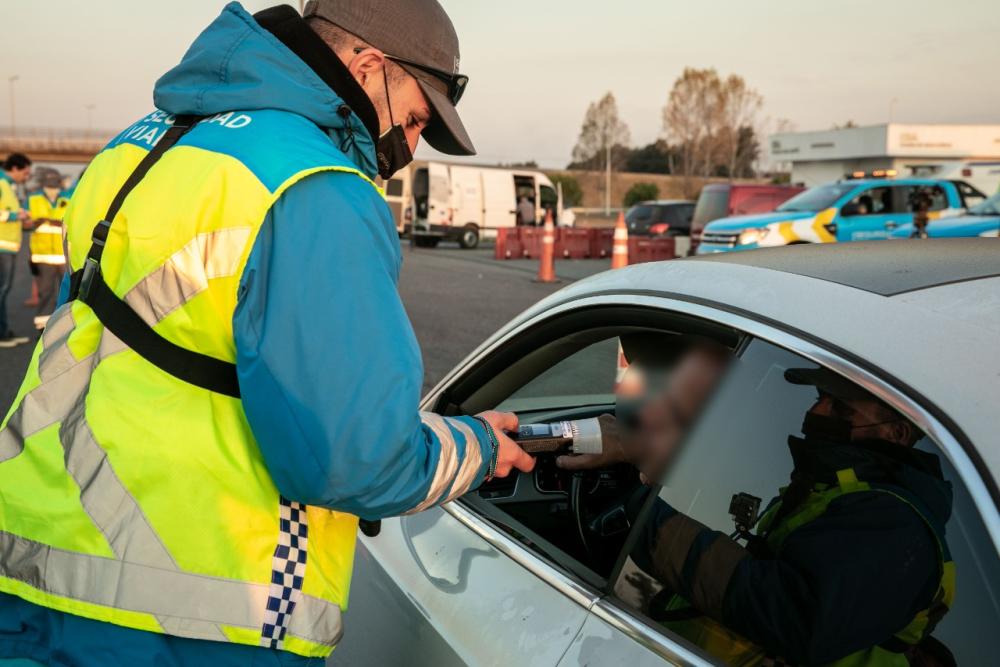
(846, 169), (898, 180)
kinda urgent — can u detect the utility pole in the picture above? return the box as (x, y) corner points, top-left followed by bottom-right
(7, 75), (18, 136)
(605, 142), (611, 216)
(85, 104), (96, 137)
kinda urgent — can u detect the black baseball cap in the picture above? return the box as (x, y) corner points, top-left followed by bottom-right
(784, 367), (875, 402)
(303, 0), (475, 156)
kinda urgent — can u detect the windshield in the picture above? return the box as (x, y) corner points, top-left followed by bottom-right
(776, 183), (855, 212)
(626, 205), (659, 226)
(968, 192), (1000, 216)
(692, 187), (730, 228)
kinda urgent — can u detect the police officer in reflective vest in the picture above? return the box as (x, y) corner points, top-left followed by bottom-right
(0, 152), (33, 348)
(26, 170), (70, 331)
(561, 350), (955, 666)
(0, 2), (534, 665)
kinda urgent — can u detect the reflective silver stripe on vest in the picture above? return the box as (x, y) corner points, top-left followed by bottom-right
(1, 305), (79, 462)
(0, 531), (342, 646)
(124, 227), (252, 325)
(1, 307), (343, 649)
(0, 411), (24, 463)
(5, 327), (174, 569)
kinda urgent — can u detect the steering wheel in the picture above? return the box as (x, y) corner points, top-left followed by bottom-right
(570, 473), (651, 559)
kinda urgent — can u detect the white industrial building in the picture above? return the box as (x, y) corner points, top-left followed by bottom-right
(769, 124), (1000, 187)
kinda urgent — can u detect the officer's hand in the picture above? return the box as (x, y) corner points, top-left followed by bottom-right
(477, 410), (536, 478)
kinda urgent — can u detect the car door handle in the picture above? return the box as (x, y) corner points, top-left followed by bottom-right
(884, 221), (898, 230)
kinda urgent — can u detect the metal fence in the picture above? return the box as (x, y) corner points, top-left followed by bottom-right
(0, 126), (113, 157)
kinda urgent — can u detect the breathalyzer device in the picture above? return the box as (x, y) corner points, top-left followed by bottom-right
(515, 418), (604, 455)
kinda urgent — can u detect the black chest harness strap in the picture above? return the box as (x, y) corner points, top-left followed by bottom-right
(68, 115), (242, 398)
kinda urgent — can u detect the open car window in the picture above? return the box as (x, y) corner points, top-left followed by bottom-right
(429, 306), (740, 588)
(496, 338), (618, 413)
(610, 337), (1000, 665)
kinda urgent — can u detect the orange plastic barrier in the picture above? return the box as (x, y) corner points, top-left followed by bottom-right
(627, 237), (676, 264)
(558, 228), (591, 259)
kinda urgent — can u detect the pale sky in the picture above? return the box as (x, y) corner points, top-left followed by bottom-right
(4, 0), (1000, 168)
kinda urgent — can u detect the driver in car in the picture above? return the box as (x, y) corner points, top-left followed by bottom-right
(558, 347), (955, 666)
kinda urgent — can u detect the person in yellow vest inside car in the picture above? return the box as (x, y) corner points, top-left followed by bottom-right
(27, 170), (70, 331)
(0, 152), (33, 348)
(0, 2), (534, 666)
(559, 345), (955, 666)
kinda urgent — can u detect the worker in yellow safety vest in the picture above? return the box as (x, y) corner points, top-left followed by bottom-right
(0, 152), (33, 348)
(27, 170), (71, 330)
(0, 2), (534, 666)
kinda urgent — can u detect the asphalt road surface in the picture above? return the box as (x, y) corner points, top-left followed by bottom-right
(0, 242), (611, 413)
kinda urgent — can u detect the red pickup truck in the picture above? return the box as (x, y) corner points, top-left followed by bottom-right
(690, 183), (805, 254)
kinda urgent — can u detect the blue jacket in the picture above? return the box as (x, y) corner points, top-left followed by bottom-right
(1, 4), (492, 666)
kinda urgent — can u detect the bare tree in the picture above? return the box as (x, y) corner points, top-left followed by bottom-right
(571, 92), (631, 172)
(663, 69), (765, 189)
(662, 68), (725, 192)
(719, 75), (763, 180)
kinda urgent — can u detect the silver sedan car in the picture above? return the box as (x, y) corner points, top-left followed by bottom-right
(333, 240), (1000, 666)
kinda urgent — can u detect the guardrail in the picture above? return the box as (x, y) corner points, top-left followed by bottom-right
(0, 126), (114, 160)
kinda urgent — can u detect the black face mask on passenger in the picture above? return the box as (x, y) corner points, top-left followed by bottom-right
(375, 66), (413, 180)
(800, 412), (904, 443)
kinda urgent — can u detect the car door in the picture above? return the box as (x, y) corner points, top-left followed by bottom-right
(333, 306), (669, 666)
(337, 296), (1000, 665)
(837, 185), (904, 241)
(571, 332), (1000, 666)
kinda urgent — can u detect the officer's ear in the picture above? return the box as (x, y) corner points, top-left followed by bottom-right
(347, 47), (387, 89)
(892, 420), (917, 447)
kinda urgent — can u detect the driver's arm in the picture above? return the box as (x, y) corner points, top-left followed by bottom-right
(635, 491), (939, 664)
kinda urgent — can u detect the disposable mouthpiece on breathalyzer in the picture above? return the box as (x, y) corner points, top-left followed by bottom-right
(515, 418), (604, 455)
(568, 418), (603, 454)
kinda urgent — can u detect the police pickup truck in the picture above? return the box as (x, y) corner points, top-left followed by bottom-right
(890, 191), (1000, 239)
(697, 172), (984, 253)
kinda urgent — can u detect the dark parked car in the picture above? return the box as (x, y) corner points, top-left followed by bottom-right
(624, 200), (695, 237)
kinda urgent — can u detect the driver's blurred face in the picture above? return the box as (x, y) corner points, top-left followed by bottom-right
(636, 348), (728, 479)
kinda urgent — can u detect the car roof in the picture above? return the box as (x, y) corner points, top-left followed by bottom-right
(692, 239), (1000, 296)
(510, 240), (1000, 494)
(840, 178), (954, 187)
(638, 200), (694, 206)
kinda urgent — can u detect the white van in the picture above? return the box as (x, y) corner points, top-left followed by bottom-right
(384, 160), (563, 249)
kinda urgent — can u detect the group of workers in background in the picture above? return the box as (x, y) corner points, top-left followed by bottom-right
(0, 152), (73, 347)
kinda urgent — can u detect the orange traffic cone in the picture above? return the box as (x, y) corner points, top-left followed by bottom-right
(536, 209), (557, 283)
(611, 212), (629, 269)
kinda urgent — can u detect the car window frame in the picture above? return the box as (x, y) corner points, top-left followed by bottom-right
(421, 292), (1000, 665)
(841, 184), (896, 217)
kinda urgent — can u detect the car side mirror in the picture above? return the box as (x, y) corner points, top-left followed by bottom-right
(841, 203), (860, 217)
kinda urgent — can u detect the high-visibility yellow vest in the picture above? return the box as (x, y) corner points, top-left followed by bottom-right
(662, 467), (954, 666)
(28, 191), (70, 265)
(0, 175), (22, 253)
(0, 109), (382, 658)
